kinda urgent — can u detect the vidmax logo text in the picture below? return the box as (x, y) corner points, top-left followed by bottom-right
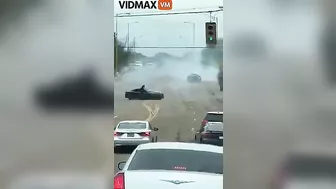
(118, 0), (173, 10)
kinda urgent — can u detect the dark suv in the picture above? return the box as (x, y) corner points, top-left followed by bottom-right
(201, 111), (223, 128)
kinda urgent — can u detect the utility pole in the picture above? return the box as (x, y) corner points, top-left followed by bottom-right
(184, 21), (196, 55)
(114, 13), (130, 74)
(127, 21), (139, 49)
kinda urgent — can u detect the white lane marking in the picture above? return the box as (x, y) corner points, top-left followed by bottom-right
(143, 102), (160, 122)
(142, 102), (153, 121)
(149, 104), (160, 121)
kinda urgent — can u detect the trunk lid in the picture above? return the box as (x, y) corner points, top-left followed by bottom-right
(114, 129), (149, 138)
(203, 131), (223, 139)
(124, 170), (222, 189)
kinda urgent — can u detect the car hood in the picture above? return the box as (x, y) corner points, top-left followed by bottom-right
(123, 170), (222, 189)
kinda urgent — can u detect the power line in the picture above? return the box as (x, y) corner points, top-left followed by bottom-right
(118, 46), (223, 49)
(115, 9), (223, 17)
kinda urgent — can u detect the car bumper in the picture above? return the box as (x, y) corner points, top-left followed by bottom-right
(114, 137), (151, 147)
(201, 139), (223, 146)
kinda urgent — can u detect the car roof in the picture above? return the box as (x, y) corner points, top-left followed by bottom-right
(118, 120), (149, 124)
(206, 111), (223, 114)
(136, 142), (223, 153)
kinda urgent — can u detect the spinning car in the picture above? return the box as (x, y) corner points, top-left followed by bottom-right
(125, 85), (164, 100)
(187, 73), (202, 83)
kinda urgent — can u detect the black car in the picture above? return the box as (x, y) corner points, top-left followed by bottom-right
(125, 85), (164, 100)
(195, 122), (223, 146)
(34, 69), (114, 110)
(187, 74), (202, 83)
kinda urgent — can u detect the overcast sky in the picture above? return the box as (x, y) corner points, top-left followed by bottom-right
(114, 0), (321, 57)
(114, 0), (223, 56)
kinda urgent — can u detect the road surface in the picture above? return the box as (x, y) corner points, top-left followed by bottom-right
(113, 77), (223, 174)
(114, 62), (336, 189)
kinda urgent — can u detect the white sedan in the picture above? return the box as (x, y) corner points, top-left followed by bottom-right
(114, 120), (159, 148)
(114, 142), (223, 189)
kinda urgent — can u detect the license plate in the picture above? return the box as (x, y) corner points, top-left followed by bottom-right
(127, 133), (134, 137)
(219, 136), (223, 139)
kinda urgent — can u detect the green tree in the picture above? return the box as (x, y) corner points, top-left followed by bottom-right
(201, 38), (223, 68)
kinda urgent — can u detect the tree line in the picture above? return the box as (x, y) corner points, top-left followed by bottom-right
(200, 38), (223, 68)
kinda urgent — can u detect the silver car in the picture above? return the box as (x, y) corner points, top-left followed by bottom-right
(114, 120), (159, 148)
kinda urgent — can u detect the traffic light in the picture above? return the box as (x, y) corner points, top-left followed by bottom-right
(205, 22), (217, 45)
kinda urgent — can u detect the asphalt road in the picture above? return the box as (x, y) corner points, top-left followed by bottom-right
(113, 77), (223, 174)
(113, 63), (336, 189)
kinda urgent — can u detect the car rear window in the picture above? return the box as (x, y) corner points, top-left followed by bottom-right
(117, 122), (147, 130)
(206, 123), (223, 132)
(127, 149), (223, 174)
(285, 155), (336, 177)
(205, 113), (223, 122)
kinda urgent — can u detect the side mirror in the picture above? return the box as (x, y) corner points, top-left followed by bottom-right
(154, 127), (159, 131)
(118, 161), (126, 170)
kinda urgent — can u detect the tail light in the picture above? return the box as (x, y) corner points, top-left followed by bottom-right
(114, 172), (125, 189)
(139, 131), (150, 136)
(201, 119), (208, 127)
(114, 132), (121, 136)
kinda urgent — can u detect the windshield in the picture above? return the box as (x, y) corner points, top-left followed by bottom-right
(127, 149), (223, 174)
(117, 122), (147, 130)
